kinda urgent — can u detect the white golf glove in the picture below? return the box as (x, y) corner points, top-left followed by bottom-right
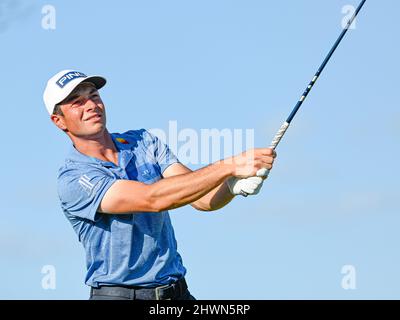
(227, 168), (270, 196)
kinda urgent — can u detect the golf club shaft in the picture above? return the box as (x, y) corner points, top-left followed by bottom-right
(270, 0), (367, 149)
(241, 0), (367, 196)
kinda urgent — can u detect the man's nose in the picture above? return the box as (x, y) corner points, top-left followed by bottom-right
(84, 98), (98, 110)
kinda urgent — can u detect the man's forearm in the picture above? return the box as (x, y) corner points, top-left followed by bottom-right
(149, 161), (233, 212)
(191, 180), (235, 211)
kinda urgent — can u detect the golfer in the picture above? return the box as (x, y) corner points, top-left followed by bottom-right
(44, 70), (276, 300)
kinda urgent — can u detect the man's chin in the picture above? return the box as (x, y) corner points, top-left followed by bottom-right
(76, 126), (107, 139)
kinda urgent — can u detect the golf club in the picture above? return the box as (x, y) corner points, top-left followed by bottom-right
(241, 0), (367, 197)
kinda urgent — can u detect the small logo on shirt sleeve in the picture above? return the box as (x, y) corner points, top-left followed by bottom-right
(78, 174), (94, 194)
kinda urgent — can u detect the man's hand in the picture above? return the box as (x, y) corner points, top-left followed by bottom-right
(227, 176), (264, 196)
(226, 148), (277, 196)
(227, 148), (276, 178)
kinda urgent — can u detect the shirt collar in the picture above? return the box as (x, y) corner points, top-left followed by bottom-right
(66, 133), (134, 169)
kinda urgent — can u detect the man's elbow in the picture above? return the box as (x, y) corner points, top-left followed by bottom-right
(143, 196), (168, 213)
(191, 201), (214, 212)
(152, 197), (219, 213)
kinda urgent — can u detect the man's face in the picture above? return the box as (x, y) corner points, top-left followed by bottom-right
(51, 83), (107, 138)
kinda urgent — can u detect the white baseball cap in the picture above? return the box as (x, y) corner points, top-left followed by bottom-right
(43, 69), (106, 115)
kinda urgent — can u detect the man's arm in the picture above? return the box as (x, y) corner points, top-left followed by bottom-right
(99, 148), (275, 214)
(163, 163), (234, 211)
(99, 160), (230, 214)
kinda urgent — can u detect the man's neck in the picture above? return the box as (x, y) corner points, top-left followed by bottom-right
(70, 129), (119, 166)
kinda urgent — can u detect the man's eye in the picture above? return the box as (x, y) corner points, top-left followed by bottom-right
(72, 100), (83, 106)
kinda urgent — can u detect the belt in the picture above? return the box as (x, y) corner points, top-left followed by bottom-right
(90, 277), (188, 300)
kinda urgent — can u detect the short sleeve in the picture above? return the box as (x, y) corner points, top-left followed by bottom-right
(145, 131), (180, 173)
(57, 166), (117, 222)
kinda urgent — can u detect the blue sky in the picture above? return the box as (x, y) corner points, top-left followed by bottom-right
(1, 0), (399, 299)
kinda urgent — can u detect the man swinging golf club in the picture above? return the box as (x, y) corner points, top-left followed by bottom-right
(44, 70), (276, 300)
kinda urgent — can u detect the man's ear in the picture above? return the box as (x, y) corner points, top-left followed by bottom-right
(50, 114), (67, 131)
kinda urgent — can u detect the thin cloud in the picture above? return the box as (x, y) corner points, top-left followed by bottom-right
(0, 0), (37, 34)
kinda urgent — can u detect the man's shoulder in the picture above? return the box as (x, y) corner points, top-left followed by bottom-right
(117, 128), (154, 140)
(113, 128), (159, 148)
(57, 161), (110, 183)
(117, 128), (147, 139)
(56, 161), (115, 202)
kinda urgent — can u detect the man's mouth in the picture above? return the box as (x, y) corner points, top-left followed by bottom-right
(85, 114), (102, 121)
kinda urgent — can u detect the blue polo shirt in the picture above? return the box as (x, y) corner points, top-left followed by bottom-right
(57, 128), (187, 288)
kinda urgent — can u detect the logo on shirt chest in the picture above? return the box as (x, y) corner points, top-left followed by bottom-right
(116, 137), (129, 145)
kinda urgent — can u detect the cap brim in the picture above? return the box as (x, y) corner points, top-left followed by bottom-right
(81, 76), (106, 90)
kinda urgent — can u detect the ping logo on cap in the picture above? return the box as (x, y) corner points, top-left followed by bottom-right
(56, 71), (87, 88)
